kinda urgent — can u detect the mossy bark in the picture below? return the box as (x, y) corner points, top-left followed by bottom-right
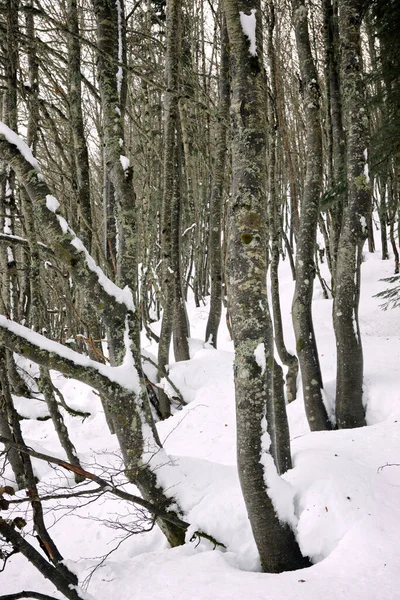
(158, 0), (190, 417)
(224, 0), (308, 573)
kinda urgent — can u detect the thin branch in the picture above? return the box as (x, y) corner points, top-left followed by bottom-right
(0, 436), (187, 529)
(8, 486), (105, 504)
(141, 354), (187, 406)
(0, 592), (59, 600)
(0, 438), (226, 547)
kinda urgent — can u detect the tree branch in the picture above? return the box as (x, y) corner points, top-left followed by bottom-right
(0, 592), (59, 600)
(0, 126), (133, 354)
(0, 316), (126, 398)
(0, 436), (188, 530)
(0, 521), (84, 600)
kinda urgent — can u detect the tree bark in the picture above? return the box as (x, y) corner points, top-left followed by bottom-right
(205, 16), (230, 348)
(267, 1), (299, 405)
(333, 0), (370, 429)
(224, 0), (308, 573)
(291, 0), (332, 431)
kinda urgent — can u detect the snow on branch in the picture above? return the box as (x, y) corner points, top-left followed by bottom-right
(0, 232), (30, 247)
(0, 122), (41, 174)
(0, 123), (134, 316)
(55, 214), (134, 312)
(0, 315), (140, 395)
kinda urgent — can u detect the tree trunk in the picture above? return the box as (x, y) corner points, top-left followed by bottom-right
(333, 0), (370, 429)
(205, 16), (230, 348)
(291, 0), (332, 431)
(267, 1), (299, 405)
(158, 0), (190, 417)
(224, 0), (308, 573)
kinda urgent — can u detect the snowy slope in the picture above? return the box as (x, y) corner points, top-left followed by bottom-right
(2, 244), (400, 600)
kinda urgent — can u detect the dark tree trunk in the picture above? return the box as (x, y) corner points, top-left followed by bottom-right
(205, 16), (230, 348)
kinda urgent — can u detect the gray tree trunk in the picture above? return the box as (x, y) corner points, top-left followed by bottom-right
(323, 0), (345, 287)
(291, 0), (332, 431)
(205, 16), (230, 348)
(0, 133), (186, 547)
(158, 0), (190, 418)
(333, 0), (370, 429)
(266, 1), (299, 405)
(223, 0), (309, 573)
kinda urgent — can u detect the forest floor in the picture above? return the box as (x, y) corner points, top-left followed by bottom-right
(2, 237), (400, 600)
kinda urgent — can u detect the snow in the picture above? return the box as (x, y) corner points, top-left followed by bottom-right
(239, 9), (257, 57)
(254, 342), (266, 375)
(2, 236), (400, 600)
(0, 121), (41, 172)
(364, 148), (370, 183)
(0, 232), (28, 244)
(360, 216), (367, 233)
(0, 316), (141, 394)
(46, 194), (60, 213)
(182, 223), (197, 237)
(120, 155), (130, 171)
(260, 417), (297, 527)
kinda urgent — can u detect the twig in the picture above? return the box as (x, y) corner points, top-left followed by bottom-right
(0, 438), (226, 548)
(377, 462), (400, 473)
(140, 355), (187, 406)
(0, 436), (186, 528)
(0, 592), (59, 600)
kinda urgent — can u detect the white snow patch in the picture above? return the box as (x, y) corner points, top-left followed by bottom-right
(254, 342), (266, 375)
(45, 194), (60, 213)
(260, 417), (297, 527)
(363, 148), (370, 183)
(0, 316), (141, 394)
(239, 9), (257, 57)
(0, 122), (41, 172)
(182, 223), (196, 237)
(360, 215), (367, 234)
(120, 155), (130, 171)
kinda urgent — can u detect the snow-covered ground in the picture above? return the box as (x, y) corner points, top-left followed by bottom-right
(2, 241), (400, 600)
